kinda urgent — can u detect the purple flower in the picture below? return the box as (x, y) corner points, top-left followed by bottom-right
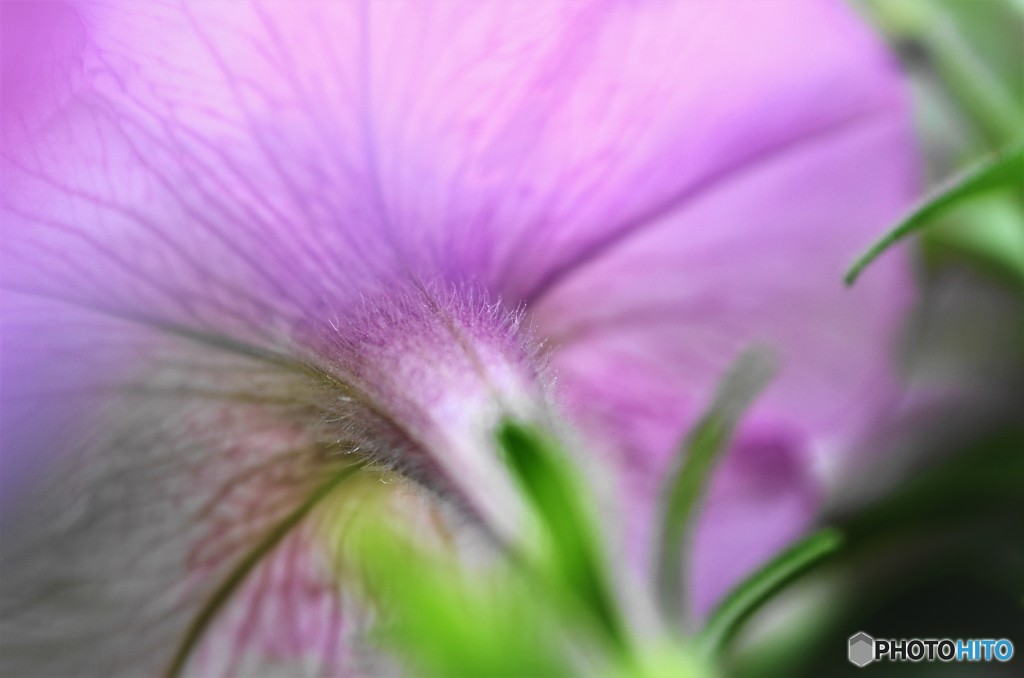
(0, 1), (915, 674)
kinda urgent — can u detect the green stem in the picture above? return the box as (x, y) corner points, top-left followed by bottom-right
(699, 529), (844, 659)
(846, 143), (1024, 285)
(496, 421), (629, 655)
(654, 350), (776, 632)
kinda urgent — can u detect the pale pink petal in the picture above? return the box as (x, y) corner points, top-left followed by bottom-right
(5, 1), (908, 330)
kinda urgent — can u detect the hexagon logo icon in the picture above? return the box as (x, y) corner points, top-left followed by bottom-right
(849, 632), (875, 667)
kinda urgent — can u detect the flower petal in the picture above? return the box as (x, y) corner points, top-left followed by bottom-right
(0, 0), (918, 668)
(4, 1), (910, 327)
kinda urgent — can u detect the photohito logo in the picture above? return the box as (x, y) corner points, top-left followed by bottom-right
(848, 632), (1014, 667)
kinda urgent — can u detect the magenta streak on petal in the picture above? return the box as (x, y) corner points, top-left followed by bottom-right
(175, 4), (390, 290)
(521, 103), (896, 307)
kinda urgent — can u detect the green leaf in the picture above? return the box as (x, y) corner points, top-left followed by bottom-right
(654, 349), (777, 631)
(349, 516), (573, 678)
(496, 421), (628, 654)
(698, 528), (844, 659)
(846, 143), (1024, 285)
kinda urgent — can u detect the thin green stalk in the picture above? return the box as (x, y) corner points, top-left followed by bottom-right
(846, 143), (1024, 285)
(496, 421), (629, 655)
(699, 529), (844, 659)
(654, 350), (776, 632)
